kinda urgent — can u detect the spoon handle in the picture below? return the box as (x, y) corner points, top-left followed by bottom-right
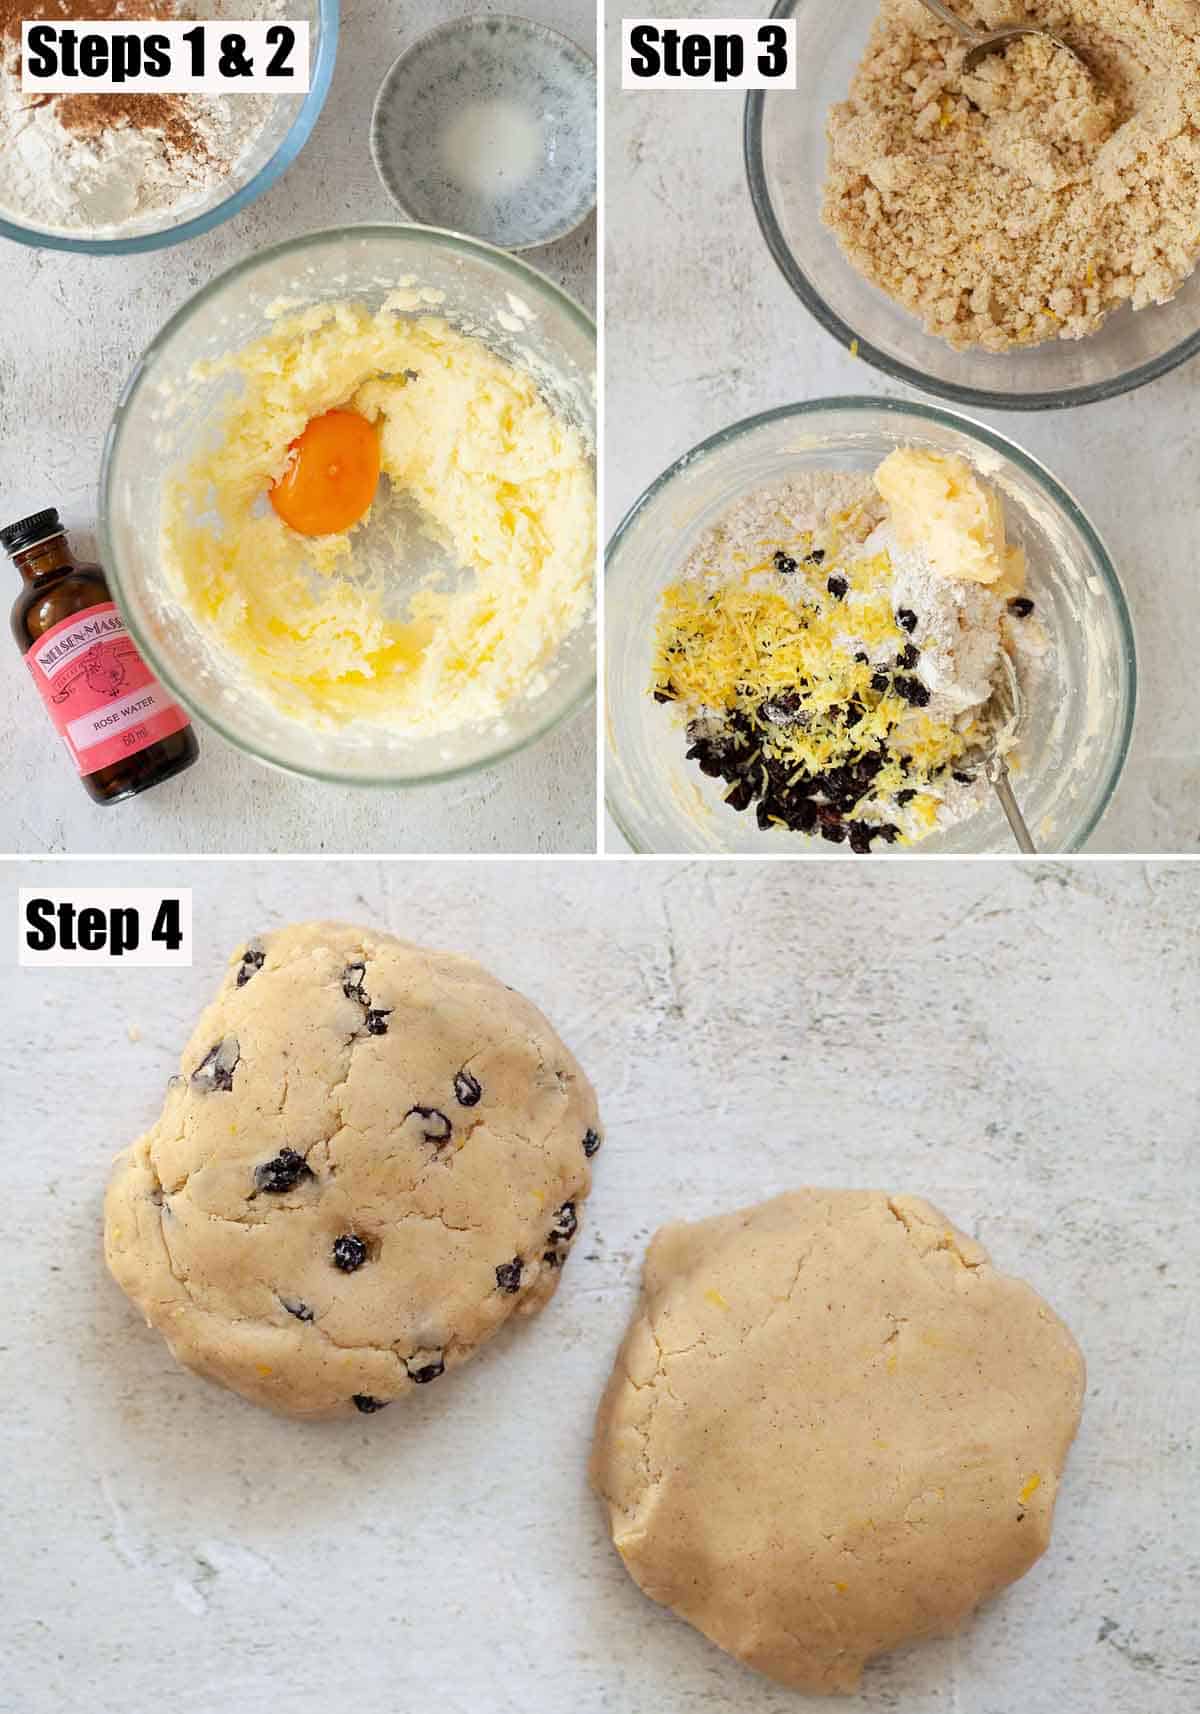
(913, 0), (983, 46)
(990, 763), (1037, 854)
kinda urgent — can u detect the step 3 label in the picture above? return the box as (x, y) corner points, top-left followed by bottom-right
(19, 889), (192, 967)
(21, 21), (310, 95)
(622, 19), (795, 89)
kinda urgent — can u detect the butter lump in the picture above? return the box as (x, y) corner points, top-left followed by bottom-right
(160, 297), (594, 731)
(874, 449), (1024, 593)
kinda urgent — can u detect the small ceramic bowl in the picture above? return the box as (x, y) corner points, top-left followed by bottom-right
(370, 14), (596, 252)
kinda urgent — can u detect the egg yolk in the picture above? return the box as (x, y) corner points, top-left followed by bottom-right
(269, 409), (381, 536)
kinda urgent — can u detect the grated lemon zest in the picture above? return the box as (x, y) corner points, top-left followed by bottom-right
(652, 564), (970, 784)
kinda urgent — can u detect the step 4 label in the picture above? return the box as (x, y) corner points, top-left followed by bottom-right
(19, 889), (192, 967)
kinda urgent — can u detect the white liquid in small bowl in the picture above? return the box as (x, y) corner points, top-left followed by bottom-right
(441, 100), (542, 198)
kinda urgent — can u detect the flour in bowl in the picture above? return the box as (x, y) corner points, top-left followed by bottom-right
(0, 2), (279, 237)
(650, 451), (1046, 851)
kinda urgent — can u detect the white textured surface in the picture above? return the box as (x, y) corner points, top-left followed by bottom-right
(604, 6), (1197, 853)
(2, 856), (1197, 1712)
(0, 0), (597, 855)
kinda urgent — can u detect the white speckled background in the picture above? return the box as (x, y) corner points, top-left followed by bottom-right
(0, 0), (597, 856)
(604, 3), (1199, 853)
(2, 856), (1197, 1711)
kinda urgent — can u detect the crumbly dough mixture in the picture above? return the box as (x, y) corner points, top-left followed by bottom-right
(105, 922), (602, 1419)
(590, 1189), (1086, 1694)
(650, 453), (1043, 850)
(161, 296), (595, 730)
(824, 0), (1200, 350)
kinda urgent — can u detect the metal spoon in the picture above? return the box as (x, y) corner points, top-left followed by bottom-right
(981, 649), (1036, 853)
(913, 0), (1088, 74)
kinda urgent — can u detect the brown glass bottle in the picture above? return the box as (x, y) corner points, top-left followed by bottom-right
(6, 508), (199, 805)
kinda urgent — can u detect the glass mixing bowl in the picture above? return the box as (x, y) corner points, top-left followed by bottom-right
(0, 0), (337, 255)
(744, 0), (1200, 411)
(606, 398), (1135, 854)
(100, 224), (596, 785)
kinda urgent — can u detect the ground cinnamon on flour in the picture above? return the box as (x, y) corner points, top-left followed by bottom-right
(0, 0), (273, 235)
(0, 2), (211, 166)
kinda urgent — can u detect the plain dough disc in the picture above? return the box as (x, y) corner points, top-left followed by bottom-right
(105, 921), (602, 1419)
(590, 1189), (1085, 1694)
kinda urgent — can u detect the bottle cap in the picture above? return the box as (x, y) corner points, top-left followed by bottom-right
(1, 508), (64, 557)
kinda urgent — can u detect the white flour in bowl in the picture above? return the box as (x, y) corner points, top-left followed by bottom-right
(649, 456), (1049, 851)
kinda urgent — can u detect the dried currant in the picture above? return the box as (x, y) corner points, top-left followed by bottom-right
(582, 1128), (602, 1157)
(332, 1235), (368, 1272)
(550, 1202), (578, 1243)
(849, 823), (874, 856)
(895, 676), (931, 709)
(406, 1106), (453, 1147)
(236, 940), (266, 987)
(773, 550), (798, 575)
(694, 746), (726, 779)
(406, 1358), (445, 1385)
(454, 1070), (483, 1107)
(1008, 597), (1035, 618)
(280, 1297), (314, 1322)
(352, 1394), (389, 1413)
(191, 1036), (240, 1093)
(254, 1149), (313, 1194)
(896, 608), (919, 634)
(365, 1009), (391, 1036)
(342, 962), (369, 1004)
(826, 576), (848, 600)
(761, 692), (803, 724)
(495, 1258), (523, 1294)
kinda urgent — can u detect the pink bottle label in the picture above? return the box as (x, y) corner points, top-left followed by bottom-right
(24, 601), (190, 777)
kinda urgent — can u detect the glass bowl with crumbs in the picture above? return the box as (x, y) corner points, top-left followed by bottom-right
(606, 399), (1134, 855)
(746, 0), (1200, 411)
